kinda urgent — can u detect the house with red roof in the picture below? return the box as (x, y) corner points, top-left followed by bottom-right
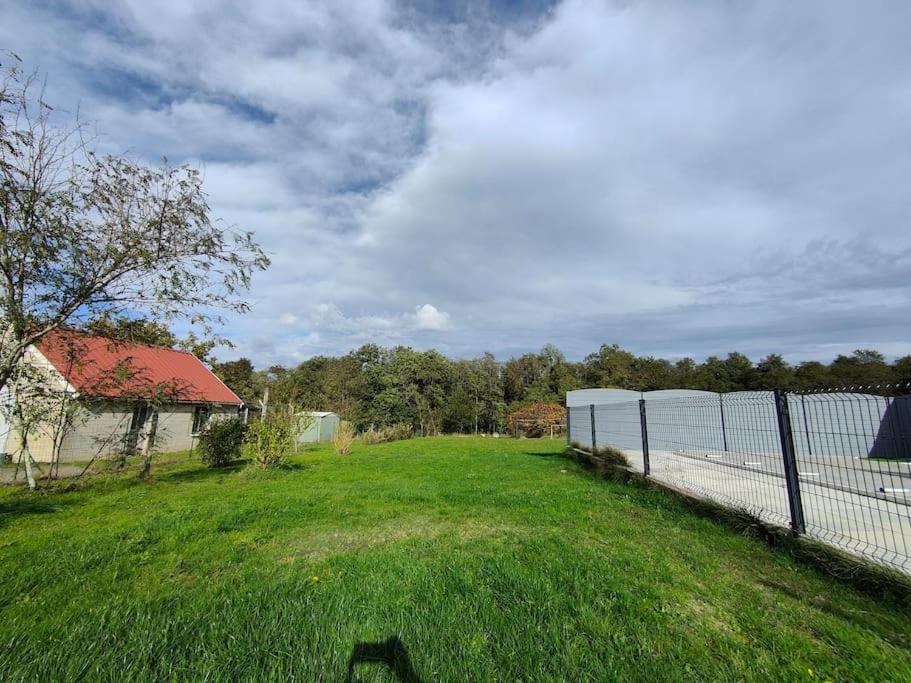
(3, 329), (243, 463)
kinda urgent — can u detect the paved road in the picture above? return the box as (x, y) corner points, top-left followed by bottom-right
(616, 447), (911, 574)
(0, 463), (84, 484)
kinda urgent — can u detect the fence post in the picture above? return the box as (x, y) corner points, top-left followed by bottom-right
(800, 393), (812, 455)
(639, 398), (650, 476)
(566, 406), (571, 446)
(590, 404), (597, 453)
(719, 393), (729, 452)
(774, 389), (806, 534)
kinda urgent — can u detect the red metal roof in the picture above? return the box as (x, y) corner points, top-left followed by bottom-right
(36, 329), (243, 405)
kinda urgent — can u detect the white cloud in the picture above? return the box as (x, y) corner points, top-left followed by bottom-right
(4, 0), (911, 366)
(308, 302), (450, 334)
(278, 313), (300, 326)
(311, 303), (393, 332)
(410, 304), (451, 331)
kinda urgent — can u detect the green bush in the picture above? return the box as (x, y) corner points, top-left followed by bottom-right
(198, 416), (247, 468)
(245, 415), (294, 469)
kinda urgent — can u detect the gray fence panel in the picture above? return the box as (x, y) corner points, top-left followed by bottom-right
(791, 392), (911, 459)
(568, 405), (593, 449)
(593, 402), (642, 452)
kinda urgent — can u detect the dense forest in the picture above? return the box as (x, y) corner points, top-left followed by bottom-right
(211, 343), (911, 435)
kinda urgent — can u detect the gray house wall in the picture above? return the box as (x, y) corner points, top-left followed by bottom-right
(9, 401), (238, 463)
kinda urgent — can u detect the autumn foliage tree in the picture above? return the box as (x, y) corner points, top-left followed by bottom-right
(506, 403), (566, 438)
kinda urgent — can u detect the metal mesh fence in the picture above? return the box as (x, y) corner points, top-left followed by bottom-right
(567, 404), (593, 449)
(644, 394), (794, 529)
(567, 389), (911, 574)
(593, 402), (643, 452)
(791, 393), (911, 571)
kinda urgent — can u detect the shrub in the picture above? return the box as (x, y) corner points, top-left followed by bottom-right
(389, 423), (413, 441)
(506, 403), (565, 438)
(197, 416), (247, 468)
(245, 414), (294, 469)
(334, 420), (355, 455)
(594, 445), (631, 468)
(360, 422), (413, 445)
(361, 426), (383, 445)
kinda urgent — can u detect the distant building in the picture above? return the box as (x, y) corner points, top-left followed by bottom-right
(2, 329), (242, 463)
(295, 411), (340, 444)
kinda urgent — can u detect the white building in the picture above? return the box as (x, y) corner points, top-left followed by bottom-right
(2, 329), (242, 463)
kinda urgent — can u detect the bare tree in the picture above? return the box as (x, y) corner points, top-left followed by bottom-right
(5, 348), (74, 489)
(0, 54), (269, 398)
(0, 55), (268, 485)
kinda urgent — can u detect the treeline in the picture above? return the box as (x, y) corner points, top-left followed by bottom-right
(215, 346), (503, 435)
(213, 343), (911, 434)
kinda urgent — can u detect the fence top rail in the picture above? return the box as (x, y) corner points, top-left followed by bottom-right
(577, 395), (758, 410)
(568, 386), (911, 408)
(790, 383), (911, 397)
(637, 393), (776, 408)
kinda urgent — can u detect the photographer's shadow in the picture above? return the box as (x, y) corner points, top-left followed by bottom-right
(346, 636), (421, 683)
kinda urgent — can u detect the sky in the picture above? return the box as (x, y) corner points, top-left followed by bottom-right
(3, 1), (911, 367)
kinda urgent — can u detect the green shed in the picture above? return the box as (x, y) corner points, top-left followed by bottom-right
(295, 411), (340, 444)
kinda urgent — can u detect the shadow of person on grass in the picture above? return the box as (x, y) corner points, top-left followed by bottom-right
(346, 636), (422, 683)
(154, 463), (247, 484)
(0, 498), (71, 529)
(523, 450), (564, 457)
(154, 457), (303, 483)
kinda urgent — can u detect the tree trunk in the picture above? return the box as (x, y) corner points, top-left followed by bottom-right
(22, 441), (37, 491)
(50, 391), (71, 480)
(138, 412), (158, 480)
(138, 426), (153, 479)
(139, 435), (152, 479)
(139, 453), (151, 480)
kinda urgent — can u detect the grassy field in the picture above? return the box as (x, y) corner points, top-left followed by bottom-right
(1, 437), (909, 681)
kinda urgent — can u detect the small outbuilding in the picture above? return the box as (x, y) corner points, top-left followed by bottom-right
(294, 411), (340, 444)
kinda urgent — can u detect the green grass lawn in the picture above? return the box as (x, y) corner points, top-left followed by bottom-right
(1, 437), (909, 681)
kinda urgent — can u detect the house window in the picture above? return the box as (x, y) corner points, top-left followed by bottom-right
(123, 403), (150, 455)
(192, 405), (210, 434)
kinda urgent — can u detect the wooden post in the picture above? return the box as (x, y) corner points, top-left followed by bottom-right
(260, 387), (269, 419)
